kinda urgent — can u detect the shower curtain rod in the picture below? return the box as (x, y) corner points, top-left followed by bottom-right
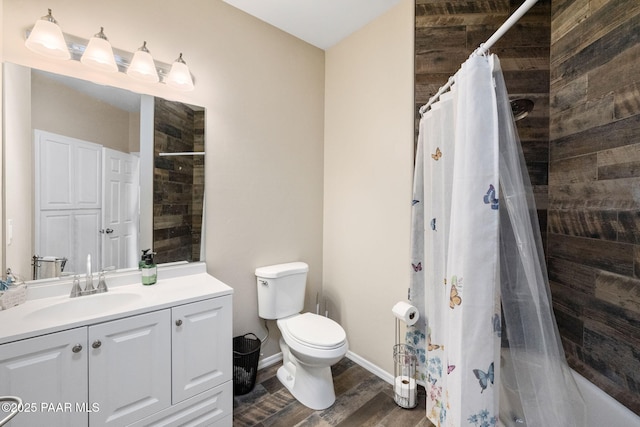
(418, 0), (539, 116)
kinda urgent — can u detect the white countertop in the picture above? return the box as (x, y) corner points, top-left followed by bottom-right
(0, 262), (233, 345)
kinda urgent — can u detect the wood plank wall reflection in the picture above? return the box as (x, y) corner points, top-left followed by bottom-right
(153, 98), (205, 264)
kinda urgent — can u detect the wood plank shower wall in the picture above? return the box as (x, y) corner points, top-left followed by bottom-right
(416, 0), (639, 416)
(548, 0), (640, 415)
(415, 0), (551, 247)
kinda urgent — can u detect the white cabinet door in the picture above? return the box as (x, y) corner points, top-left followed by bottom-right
(37, 209), (101, 275)
(38, 210), (74, 264)
(88, 310), (171, 427)
(35, 130), (102, 211)
(0, 328), (88, 427)
(75, 142), (101, 209)
(35, 130), (103, 274)
(35, 132), (74, 210)
(74, 210), (101, 274)
(171, 296), (232, 404)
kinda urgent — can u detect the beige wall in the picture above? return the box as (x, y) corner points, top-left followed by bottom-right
(32, 72), (134, 153)
(324, 0), (414, 373)
(3, 63), (31, 280)
(2, 0), (415, 374)
(2, 0), (325, 359)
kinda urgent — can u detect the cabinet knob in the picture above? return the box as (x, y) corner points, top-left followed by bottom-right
(72, 344), (83, 353)
(92, 340), (102, 349)
(175, 319), (183, 326)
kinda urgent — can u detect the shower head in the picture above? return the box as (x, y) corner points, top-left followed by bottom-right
(510, 98), (534, 121)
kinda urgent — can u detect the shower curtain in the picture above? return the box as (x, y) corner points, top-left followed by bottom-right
(407, 54), (586, 427)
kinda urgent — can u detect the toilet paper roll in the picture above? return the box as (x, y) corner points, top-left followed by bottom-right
(394, 375), (416, 407)
(392, 301), (419, 326)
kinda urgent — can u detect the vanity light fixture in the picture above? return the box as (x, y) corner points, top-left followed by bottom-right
(166, 53), (194, 92)
(24, 10), (195, 90)
(80, 27), (118, 73)
(25, 9), (70, 60)
(126, 41), (160, 83)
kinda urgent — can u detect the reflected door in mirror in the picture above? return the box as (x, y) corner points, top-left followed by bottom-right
(102, 148), (140, 271)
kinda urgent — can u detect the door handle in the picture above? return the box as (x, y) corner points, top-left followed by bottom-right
(99, 228), (114, 234)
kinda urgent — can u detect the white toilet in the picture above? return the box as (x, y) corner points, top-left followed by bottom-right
(255, 262), (348, 410)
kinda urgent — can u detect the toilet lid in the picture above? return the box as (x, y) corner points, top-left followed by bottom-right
(284, 313), (346, 349)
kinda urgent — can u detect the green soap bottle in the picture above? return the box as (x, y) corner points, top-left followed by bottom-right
(141, 252), (157, 285)
(139, 249), (150, 270)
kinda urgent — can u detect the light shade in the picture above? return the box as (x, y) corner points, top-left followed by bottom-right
(166, 53), (194, 91)
(81, 27), (118, 73)
(25, 9), (70, 60)
(126, 41), (159, 83)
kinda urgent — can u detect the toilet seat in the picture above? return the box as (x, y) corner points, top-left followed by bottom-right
(280, 313), (346, 350)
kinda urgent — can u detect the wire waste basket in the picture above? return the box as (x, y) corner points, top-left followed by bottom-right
(233, 333), (261, 395)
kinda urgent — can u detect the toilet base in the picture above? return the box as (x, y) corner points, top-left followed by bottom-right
(277, 361), (336, 410)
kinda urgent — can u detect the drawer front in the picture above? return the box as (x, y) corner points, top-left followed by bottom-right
(129, 381), (232, 427)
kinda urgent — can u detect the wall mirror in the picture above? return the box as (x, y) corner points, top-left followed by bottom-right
(3, 63), (205, 283)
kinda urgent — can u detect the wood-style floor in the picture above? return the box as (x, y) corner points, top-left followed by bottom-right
(233, 357), (434, 427)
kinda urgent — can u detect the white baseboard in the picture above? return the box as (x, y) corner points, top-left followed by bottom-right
(345, 351), (394, 384)
(256, 350), (395, 386)
(257, 352), (283, 370)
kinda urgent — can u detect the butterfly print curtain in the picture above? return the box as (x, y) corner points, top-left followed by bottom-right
(408, 54), (586, 426)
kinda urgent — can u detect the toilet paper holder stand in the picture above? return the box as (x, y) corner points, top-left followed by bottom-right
(393, 316), (418, 409)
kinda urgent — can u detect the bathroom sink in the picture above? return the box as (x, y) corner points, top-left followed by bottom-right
(27, 292), (142, 321)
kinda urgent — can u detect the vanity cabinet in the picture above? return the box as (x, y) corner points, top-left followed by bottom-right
(0, 295), (232, 427)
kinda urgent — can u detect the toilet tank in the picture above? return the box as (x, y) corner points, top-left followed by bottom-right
(255, 262), (309, 319)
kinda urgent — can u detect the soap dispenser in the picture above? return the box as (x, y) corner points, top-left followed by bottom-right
(139, 249), (151, 270)
(141, 252), (157, 285)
